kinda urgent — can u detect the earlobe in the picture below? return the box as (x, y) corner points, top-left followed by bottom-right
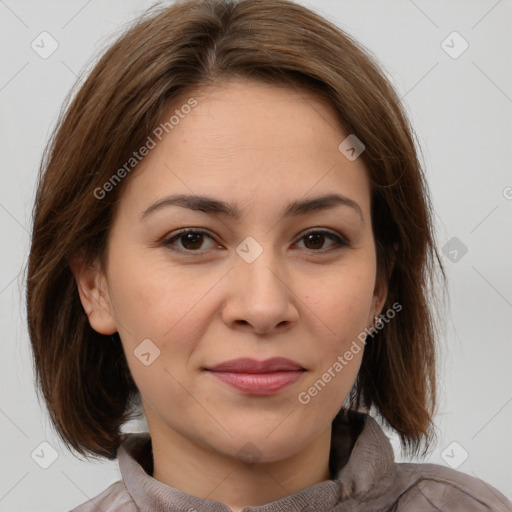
(372, 286), (388, 320)
(371, 271), (390, 321)
(68, 254), (118, 335)
(372, 244), (397, 318)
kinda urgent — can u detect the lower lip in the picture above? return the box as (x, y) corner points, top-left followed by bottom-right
(206, 370), (305, 395)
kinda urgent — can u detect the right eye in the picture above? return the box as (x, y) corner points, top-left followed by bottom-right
(162, 228), (219, 253)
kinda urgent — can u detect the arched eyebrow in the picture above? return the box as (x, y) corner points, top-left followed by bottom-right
(140, 193), (363, 223)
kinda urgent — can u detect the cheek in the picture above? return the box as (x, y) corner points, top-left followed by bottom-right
(311, 266), (376, 338)
(301, 265), (375, 400)
(107, 250), (216, 388)
(107, 249), (188, 339)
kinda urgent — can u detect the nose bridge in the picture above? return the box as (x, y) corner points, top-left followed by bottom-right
(235, 235), (285, 297)
(226, 235), (295, 332)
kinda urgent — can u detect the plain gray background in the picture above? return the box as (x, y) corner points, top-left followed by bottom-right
(0, 0), (511, 510)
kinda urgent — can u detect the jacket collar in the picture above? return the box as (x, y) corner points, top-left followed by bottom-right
(117, 410), (396, 511)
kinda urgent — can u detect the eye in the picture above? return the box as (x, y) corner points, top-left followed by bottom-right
(162, 228), (348, 254)
(163, 229), (218, 252)
(294, 229), (348, 252)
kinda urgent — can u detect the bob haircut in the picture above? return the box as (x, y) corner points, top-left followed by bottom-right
(26, 0), (445, 461)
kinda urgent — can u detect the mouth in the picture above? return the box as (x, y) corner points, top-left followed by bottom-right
(203, 357), (306, 396)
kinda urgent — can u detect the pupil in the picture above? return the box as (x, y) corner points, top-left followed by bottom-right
(183, 233), (203, 249)
(306, 233), (323, 249)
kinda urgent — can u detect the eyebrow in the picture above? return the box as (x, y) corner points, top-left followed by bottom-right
(140, 193), (363, 222)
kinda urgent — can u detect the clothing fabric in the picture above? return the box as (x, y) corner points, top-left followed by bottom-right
(70, 410), (512, 511)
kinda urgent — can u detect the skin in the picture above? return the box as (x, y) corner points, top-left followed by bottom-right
(71, 77), (388, 512)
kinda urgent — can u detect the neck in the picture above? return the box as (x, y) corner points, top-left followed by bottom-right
(148, 422), (333, 511)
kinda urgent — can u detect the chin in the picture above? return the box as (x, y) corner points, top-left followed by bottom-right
(218, 430), (310, 465)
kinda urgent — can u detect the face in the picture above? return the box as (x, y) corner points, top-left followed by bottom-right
(73, 78), (387, 464)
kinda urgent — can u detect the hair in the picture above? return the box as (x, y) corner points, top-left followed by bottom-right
(26, 0), (446, 462)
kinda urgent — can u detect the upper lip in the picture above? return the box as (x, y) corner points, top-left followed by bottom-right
(204, 357), (305, 373)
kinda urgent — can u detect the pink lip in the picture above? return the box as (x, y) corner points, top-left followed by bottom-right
(204, 357), (306, 396)
(205, 357), (304, 373)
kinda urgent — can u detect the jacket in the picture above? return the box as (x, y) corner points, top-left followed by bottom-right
(70, 410), (512, 511)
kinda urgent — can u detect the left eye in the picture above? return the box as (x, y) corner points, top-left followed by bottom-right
(163, 229), (219, 252)
(296, 230), (348, 251)
(162, 229), (348, 253)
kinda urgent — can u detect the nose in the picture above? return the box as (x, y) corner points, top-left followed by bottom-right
(221, 244), (299, 335)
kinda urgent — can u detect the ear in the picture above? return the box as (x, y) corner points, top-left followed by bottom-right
(371, 278), (388, 320)
(68, 253), (117, 335)
(371, 243), (398, 319)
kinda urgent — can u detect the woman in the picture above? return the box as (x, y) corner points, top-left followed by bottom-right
(26, 0), (512, 510)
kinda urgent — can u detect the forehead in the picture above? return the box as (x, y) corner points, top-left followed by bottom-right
(166, 78), (346, 160)
(119, 78), (371, 220)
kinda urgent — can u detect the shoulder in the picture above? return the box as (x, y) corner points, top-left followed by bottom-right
(69, 479), (137, 512)
(334, 412), (512, 511)
(390, 462), (512, 511)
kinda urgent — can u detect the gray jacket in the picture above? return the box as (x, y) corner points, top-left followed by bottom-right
(70, 411), (512, 511)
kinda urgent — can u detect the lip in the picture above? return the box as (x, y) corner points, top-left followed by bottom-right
(203, 357), (306, 396)
(205, 357), (305, 373)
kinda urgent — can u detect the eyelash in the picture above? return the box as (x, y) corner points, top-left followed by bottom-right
(162, 228), (348, 255)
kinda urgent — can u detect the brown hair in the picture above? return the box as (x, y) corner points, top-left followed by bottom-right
(26, 0), (445, 461)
